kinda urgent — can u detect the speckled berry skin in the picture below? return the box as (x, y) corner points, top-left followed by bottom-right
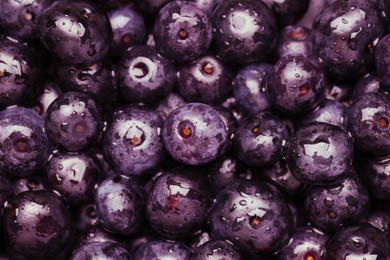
(153, 1), (212, 63)
(95, 175), (145, 236)
(146, 167), (213, 240)
(310, 0), (387, 80)
(366, 211), (390, 241)
(266, 54), (326, 116)
(212, 0), (277, 65)
(352, 72), (387, 101)
(38, 0), (112, 65)
(3, 190), (72, 258)
(54, 60), (114, 105)
(347, 93), (390, 155)
(177, 54), (234, 104)
(45, 91), (103, 152)
(278, 226), (329, 260)
(374, 34), (390, 87)
(134, 240), (191, 260)
(116, 45), (176, 104)
(0, 107), (51, 177)
(304, 174), (371, 232)
(209, 180), (292, 258)
(298, 99), (347, 129)
(107, 5), (146, 57)
(162, 103), (227, 165)
(234, 112), (289, 167)
(324, 224), (390, 259)
(46, 150), (101, 205)
(232, 63), (272, 116)
(285, 122), (354, 185)
(70, 241), (130, 260)
(0, 36), (44, 108)
(274, 25), (310, 60)
(103, 105), (165, 176)
(192, 240), (243, 260)
(0, 0), (53, 41)
(359, 154), (390, 199)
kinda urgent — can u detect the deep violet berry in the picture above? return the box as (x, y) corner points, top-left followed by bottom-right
(0, 107), (51, 177)
(359, 154), (390, 199)
(262, 0), (310, 28)
(146, 167), (213, 240)
(0, 0), (53, 41)
(94, 175), (145, 236)
(192, 240), (243, 260)
(310, 0), (387, 80)
(278, 226), (329, 260)
(232, 63), (272, 116)
(153, 1), (212, 63)
(45, 91), (103, 152)
(351, 72), (388, 101)
(209, 180), (292, 258)
(266, 54), (326, 116)
(0, 36), (44, 108)
(177, 54), (234, 104)
(274, 25), (310, 60)
(374, 33), (390, 87)
(3, 190), (72, 258)
(46, 150), (101, 205)
(133, 239), (191, 260)
(212, 0), (277, 65)
(116, 45), (176, 104)
(103, 104), (165, 176)
(70, 241), (130, 260)
(346, 93), (390, 155)
(38, 0), (112, 65)
(233, 112), (289, 167)
(162, 103), (227, 166)
(304, 174), (371, 232)
(324, 224), (390, 259)
(12, 175), (48, 195)
(285, 122), (354, 185)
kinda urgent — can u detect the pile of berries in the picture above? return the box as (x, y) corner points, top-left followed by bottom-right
(0, 0), (390, 259)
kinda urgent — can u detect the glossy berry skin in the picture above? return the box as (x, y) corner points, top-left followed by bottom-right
(134, 240), (191, 260)
(304, 174), (371, 233)
(232, 63), (272, 116)
(12, 175), (48, 195)
(310, 0), (387, 80)
(95, 175), (145, 236)
(46, 150), (101, 205)
(212, 0), (277, 65)
(103, 105), (165, 176)
(177, 54), (234, 104)
(38, 0), (112, 65)
(73, 202), (99, 232)
(209, 180), (292, 258)
(366, 211), (390, 242)
(234, 112), (289, 167)
(359, 155), (390, 199)
(278, 226), (329, 260)
(266, 55), (326, 116)
(107, 5), (146, 57)
(262, 0), (310, 28)
(116, 46), (176, 104)
(347, 93), (390, 155)
(0, 0), (53, 41)
(0, 107), (50, 177)
(274, 25), (310, 60)
(352, 72), (387, 101)
(285, 122), (354, 185)
(299, 99), (347, 129)
(0, 36), (44, 108)
(156, 91), (187, 121)
(260, 158), (302, 196)
(54, 61), (114, 105)
(70, 241), (130, 260)
(146, 167), (213, 240)
(153, 1), (212, 63)
(374, 34), (390, 87)
(162, 103), (227, 165)
(45, 91), (103, 151)
(192, 240), (243, 260)
(193, 0), (222, 16)
(3, 190), (71, 258)
(324, 224), (390, 259)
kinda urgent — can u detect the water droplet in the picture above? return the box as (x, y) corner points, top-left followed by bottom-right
(342, 18), (348, 24)
(60, 122), (69, 132)
(239, 200), (247, 206)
